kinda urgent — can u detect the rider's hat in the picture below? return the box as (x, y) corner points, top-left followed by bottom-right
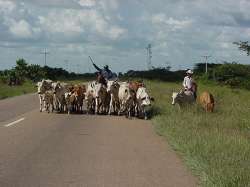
(186, 69), (193, 74)
(104, 65), (109, 69)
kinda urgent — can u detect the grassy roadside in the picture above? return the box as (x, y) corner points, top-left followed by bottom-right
(147, 80), (250, 187)
(0, 80), (36, 100)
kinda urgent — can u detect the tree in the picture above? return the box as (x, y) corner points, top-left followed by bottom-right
(27, 64), (46, 82)
(15, 58), (29, 82)
(233, 41), (250, 56)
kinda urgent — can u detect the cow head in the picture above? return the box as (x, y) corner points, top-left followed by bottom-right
(52, 82), (61, 94)
(107, 81), (120, 93)
(37, 79), (52, 94)
(95, 83), (106, 98)
(107, 81), (114, 92)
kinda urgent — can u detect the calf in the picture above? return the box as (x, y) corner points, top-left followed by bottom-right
(199, 91), (215, 112)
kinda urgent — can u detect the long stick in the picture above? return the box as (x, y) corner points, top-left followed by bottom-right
(89, 56), (95, 64)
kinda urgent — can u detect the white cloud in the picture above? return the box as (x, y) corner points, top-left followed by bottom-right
(78, 0), (96, 7)
(6, 19), (40, 39)
(38, 10), (84, 35)
(38, 8), (126, 40)
(0, 0), (16, 13)
(99, 0), (119, 11)
(108, 26), (126, 40)
(152, 13), (193, 30)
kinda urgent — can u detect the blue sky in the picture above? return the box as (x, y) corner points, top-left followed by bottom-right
(0, 0), (250, 73)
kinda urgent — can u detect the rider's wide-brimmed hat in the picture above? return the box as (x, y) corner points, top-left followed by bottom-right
(186, 69), (193, 74)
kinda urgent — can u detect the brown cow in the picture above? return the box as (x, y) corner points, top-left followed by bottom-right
(199, 91), (215, 112)
(129, 81), (144, 92)
(72, 84), (86, 113)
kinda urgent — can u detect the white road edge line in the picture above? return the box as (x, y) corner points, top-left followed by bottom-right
(4, 118), (25, 127)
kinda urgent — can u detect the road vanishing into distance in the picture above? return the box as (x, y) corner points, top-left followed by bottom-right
(0, 94), (197, 187)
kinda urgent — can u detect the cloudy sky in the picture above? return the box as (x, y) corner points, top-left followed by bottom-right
(0, 0), (250, 73)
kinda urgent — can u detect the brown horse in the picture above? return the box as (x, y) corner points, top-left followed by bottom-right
(97, 72), (107, 86)
(191, 82), (198, 99)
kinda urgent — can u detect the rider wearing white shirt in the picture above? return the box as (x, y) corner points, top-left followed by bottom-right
(183, 69), (197, 99)
(183, 69), (193, 91)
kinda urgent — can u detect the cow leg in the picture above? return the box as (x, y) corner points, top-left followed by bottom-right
(67, 104), (71, 114)
(142, 107), (148, 120)
(108, 96), (113, 115)
(39, 95), (43, 112)
(127, 106), (132, 119)
(51, 100), (54, 113)
(135, 103), (138, 117)
(115, 100), (120, 114)
(95, 98), (99, 114)
(118, 101), (123, 116)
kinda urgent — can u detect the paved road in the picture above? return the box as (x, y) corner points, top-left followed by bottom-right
(0, 94), (197, 187)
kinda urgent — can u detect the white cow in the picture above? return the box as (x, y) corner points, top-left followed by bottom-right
(43, 90), (54, 113)
(118, 82), (133, 117)
(107, 81), (120, 115)
(136, 87), (153, 120)
(95, 83), (108, 114)
(85, 81), (97, 114)
(37, 79), (53, 112)
(172, 91), (195, 108)
(52, 82), (67, 112)
(64, 91), (76, 114)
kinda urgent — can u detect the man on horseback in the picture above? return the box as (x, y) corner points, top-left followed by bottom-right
(183, 69), (197, 99)
(92, 62), (117, 82)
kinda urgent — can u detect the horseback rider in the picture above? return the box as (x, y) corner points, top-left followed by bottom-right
(92, 62), (117, 82)
(183, 69), (197, 99)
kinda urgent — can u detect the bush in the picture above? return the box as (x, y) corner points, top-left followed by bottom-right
(195, 62), (250, 90)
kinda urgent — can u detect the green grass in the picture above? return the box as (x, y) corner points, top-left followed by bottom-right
(146, 80), (250, 187)
(0, 80), (36, 100)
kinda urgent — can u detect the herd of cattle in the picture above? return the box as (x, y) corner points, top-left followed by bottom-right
(37, 79), (154, 120)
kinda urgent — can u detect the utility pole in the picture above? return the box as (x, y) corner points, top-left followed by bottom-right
(202, 55), (211, 74)
(41, 48), (50, 66)
(146, 44), (152, 70)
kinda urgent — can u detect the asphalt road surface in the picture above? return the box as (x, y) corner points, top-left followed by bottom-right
(0, 94), (197, 187)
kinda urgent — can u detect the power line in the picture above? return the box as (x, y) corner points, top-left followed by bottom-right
(40, 48), (50, 66)
(202, 55), (212, 74)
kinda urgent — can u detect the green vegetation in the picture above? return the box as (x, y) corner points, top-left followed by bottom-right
(0, 58), (95, 86)
(0, 58), (95, 99)
(147, 80), (250, 187)
(194, 62), (250, 90)
(0, 80), (36, 99)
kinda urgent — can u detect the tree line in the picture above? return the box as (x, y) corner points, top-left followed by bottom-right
(0, 59), (95, 85)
